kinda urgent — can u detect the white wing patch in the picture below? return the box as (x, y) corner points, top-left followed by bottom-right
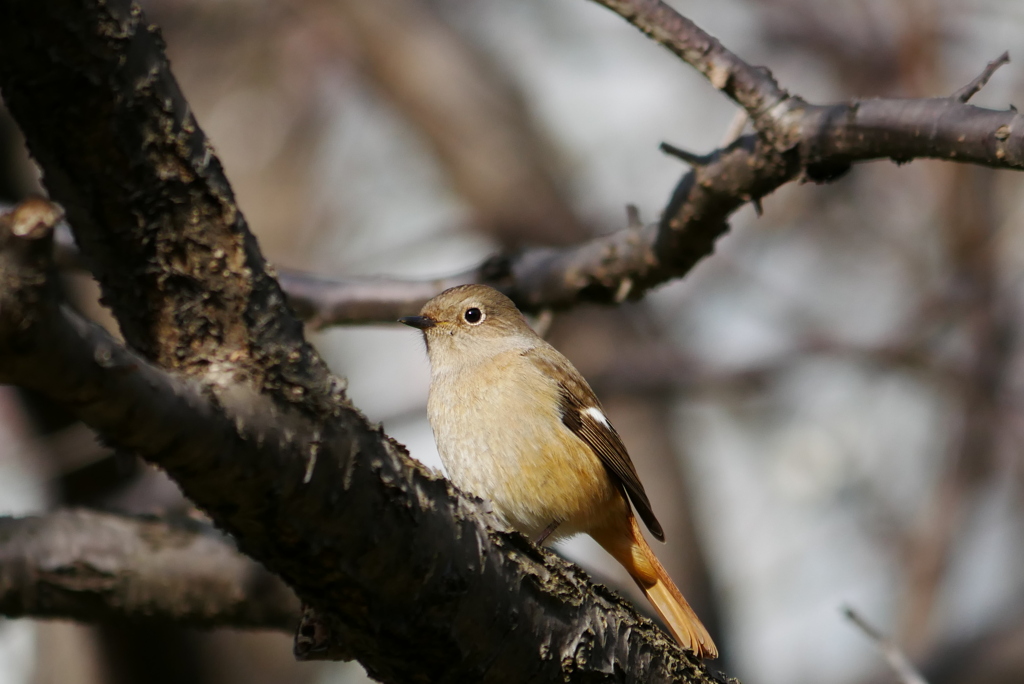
(584, 406), (611, 428)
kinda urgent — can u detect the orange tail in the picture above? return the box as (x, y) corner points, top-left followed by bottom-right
(593, 515), (718, 659)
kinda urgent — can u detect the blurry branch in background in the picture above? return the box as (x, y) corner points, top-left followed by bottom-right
(277, 268), (472, 328)
(917, 608), (1024, 684)
(739, 4), (1022, 675)
(843, 606), (930, 684)
(154, 0), (1020, 327)
(899, 163), (1011, 652)
(330, 0), (587, 247)
(38, 0), (1024, 328)
(0, 510), (300, 631)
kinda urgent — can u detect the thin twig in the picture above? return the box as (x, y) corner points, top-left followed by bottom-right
(843, 606), (930, 684)
(660, 142), (713, 166)
(953, 51), (1011, 103)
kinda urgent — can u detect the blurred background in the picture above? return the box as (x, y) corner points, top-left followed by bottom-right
(2, 0), (1024, 683)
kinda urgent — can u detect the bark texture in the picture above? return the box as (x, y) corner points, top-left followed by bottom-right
(0, 0), (720, 673)
(1, 0), (1022, 682)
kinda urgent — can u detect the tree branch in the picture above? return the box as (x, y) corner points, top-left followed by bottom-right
(953, 51), (1010, 103)
(333, 0), (588, 247)
(276, 268), (472, 328)
(0, 0), (333, 407)
(0, 195), (718, 681)
(253, 3), (1024, 325)
(34, 0), (1024, 328)
(587, 0), (789, 126)
(0, 1), (1021, 681)
(0, 509), (300, 631)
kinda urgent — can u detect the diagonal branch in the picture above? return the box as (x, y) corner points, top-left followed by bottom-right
(0, 509), (300, 631)
(0, 198), (717, 682)
(953, 51), (1011, 103)
(843, 607), (930, 684)
(333, 0), (588, 247)
(0, 2), (1022, 683)
(12, 1), (1023, 330)
(587, 0), (789, 126)
(260, 4), (1024, 325)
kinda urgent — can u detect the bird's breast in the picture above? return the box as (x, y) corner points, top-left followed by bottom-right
(427, 352), (622, 539)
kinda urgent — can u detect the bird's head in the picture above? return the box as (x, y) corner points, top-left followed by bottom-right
(399, 284), (536, 366)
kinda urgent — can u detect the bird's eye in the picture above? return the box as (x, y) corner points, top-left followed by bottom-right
(464, 307), (484, 324)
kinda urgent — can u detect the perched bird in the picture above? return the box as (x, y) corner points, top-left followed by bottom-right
(400, 284), (717, 658)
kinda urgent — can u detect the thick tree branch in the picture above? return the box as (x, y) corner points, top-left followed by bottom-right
(0, 509), (299, 630)
(0, 1), (1020, 682)
(0, 1), (722, 679)
(0, 195), (718, 682)
(0, 0), (335, 412)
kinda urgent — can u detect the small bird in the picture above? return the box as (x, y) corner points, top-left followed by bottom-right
(400, 284), (717, 658)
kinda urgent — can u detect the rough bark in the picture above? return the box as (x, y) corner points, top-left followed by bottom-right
(0, 0), (1022, 682)
(0, 509), (299, 631)
(0, 185), (712, 684)
(0, 0), (334, 409)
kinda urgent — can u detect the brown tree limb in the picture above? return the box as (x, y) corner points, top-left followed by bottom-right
(265, 3), (1024, 325)
(209, 83), (1024, 327)
(260, 71), (1024, 324)
(0, 0), (334, 407)
(37, 5), (1024, 327)
(0, 509), (300, 631)
(11, 4), (1023, 325)
(0, 195), (718, 681)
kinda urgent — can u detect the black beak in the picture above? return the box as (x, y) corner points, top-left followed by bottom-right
(399, 315), (436, 330)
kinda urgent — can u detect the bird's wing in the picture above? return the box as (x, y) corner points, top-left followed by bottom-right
(524, 348), (665, 541)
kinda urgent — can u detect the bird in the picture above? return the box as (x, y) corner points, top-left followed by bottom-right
(399, 284), (717, 658)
